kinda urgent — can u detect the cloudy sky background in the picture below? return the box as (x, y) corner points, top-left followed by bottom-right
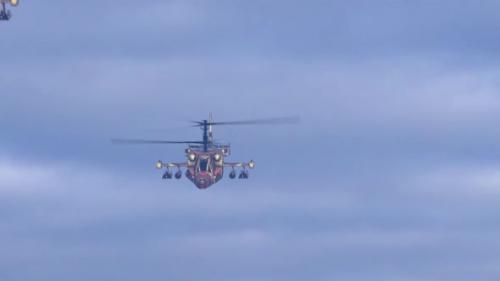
(2, 1), (500, 280)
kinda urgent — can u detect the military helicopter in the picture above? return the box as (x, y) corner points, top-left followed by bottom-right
(112, 114), (299, 189)
(0, 0), (18, 21)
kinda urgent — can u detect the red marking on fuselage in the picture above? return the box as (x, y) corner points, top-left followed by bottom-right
(185, 150), (224, 189)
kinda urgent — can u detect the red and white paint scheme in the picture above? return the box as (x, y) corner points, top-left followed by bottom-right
(113, 114), (297, 189)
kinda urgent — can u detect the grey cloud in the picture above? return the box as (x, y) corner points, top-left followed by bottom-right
(3, 56), (500, 172)
(4, 0), (500, 60)
(2, 160), (500, 280)
(2, 1), (500, 280)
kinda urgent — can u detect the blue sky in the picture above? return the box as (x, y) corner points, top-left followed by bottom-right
(2, 1), (500, 280)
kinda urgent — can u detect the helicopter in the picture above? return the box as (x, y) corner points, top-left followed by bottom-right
(0, 0), (18, 21)
(112, 114), (299, 189)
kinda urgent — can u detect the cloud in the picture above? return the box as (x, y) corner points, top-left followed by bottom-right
(3, 55), (500, 171)
(412, 165), (500, 198)
(2, 158), (500, 280)
(2, 1), (500, 280)
(0, 159), (57, 193)
(5, 0), (500, 60)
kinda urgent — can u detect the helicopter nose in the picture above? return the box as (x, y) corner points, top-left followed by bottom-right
(195, 174), (212, 189)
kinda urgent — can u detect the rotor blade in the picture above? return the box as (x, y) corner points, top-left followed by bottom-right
(143, 125), (194, 132)
(111, 139), (203, 145)
(192, 116), (300, 126)
(208, 116), (300, 126)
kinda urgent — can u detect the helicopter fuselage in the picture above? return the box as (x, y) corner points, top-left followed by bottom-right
(113, 114), (298, 189)
(185, 147), (227, 189)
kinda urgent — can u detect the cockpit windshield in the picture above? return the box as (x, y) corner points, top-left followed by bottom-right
(199, 158), (209, 172)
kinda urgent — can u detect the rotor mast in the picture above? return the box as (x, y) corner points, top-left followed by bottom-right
(202, 120), (209, 151)
(208, 112), (214, 143)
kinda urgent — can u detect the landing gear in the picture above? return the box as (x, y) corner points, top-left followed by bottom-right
(175, 170), (182, 179)
(229, 169), (236, 179)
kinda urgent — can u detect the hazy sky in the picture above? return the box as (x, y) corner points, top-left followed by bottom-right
(2, 1), (500, 280)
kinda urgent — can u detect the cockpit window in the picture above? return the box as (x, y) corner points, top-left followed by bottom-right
(199, 158), (209, 171)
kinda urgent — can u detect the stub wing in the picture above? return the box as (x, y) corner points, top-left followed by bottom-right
(224, 160), (255, 169)
(155, 161), (187, 179)
(224, 161), (255, 179)
(155, 161), (187, 169)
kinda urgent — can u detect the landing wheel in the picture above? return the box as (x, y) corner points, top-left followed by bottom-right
(175, 170), (182, 179)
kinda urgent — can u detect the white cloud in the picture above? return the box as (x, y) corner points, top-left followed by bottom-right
(0, 159), (59, 193)
(1, 158), (500, 280)
(0, 158), (357, 224)
(413, 165), (500, 197)
(5, 56), (500, 135)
